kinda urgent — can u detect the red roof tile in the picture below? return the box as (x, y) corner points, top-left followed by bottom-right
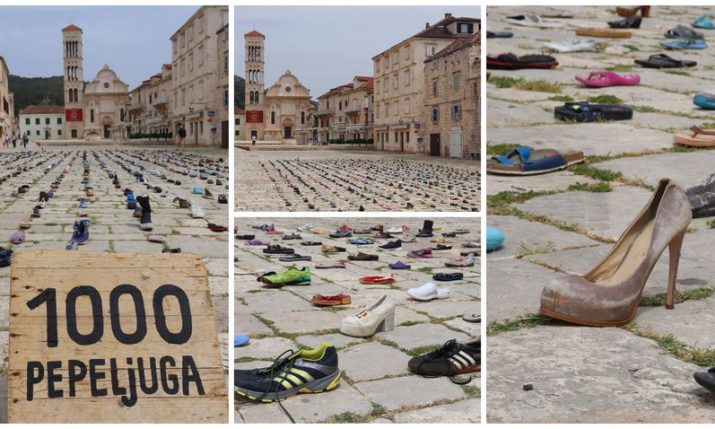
(244, 30), (264, 37)
(19, 105), (64, 115)
(62, 24), (82, 32)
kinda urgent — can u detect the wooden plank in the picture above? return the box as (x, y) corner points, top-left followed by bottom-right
(8, 250), (227, 423)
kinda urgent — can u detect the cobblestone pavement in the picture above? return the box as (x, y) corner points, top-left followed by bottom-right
(234, 218), (480, 423)
(0, 145), (229, 422)
(487, 6), (715, 423)
(235, 150), (480, 212)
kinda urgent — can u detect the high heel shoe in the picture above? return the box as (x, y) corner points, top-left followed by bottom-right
(340, 295), (395, 337)
(540, 178), (691, 327)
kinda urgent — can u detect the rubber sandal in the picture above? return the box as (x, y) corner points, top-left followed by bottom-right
(462, 314), (481, 323)
(234, 334), (250, 347)
(433, 272), (464, 281)
(554, 101), (633, 122)
(487, 146), (584, 175)
(311, 293), (352, 306)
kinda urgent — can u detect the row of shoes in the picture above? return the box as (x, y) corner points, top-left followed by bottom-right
(234, 337), (480, 421)
(246, 156), (479, 211)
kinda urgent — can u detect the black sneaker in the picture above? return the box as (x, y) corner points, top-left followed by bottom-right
(408, 339), (480, 378)
(329, 229), (352, 238)
(378, 239), (402, 251)
(235, 342), (341, 402)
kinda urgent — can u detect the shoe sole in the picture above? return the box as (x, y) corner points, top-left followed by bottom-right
(235, 369), (341, 402)
(539, 306), (636, 328)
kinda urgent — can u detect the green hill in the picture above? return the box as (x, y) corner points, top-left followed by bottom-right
(8, 75), (64, 114)
(234, 75), (244, 109)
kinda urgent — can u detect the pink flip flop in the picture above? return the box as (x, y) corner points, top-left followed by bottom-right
(575, 70), (640, 88)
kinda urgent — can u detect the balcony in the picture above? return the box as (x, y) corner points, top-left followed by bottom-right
(314, 109), (332, 117)
(152, 95), (169, 109)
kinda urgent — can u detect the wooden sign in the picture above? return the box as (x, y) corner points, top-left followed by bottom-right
(8, 250), (227, 423)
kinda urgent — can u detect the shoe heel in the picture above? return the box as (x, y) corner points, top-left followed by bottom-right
(376, 311), (395, 333)
(666, 231), (685, 310)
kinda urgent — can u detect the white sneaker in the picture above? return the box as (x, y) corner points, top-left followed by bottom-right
(386, 225), (405, 234)
(190, 201), (205, 218)
(407, 282), (450, 301)
(340, 295), (395, 338)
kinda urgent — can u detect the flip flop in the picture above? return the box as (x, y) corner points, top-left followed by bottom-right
(433, 272), (464, 282)
(554, 101), (633, 122)
(575, 70), (640, 88)
(487, 53), (558, 70)
(660, 38), (708, 50)
(673, 126), (715, 147)
(634, 54), (696, 69)
(487, 147), (584, 176)
(694, 93), (715, 110)
(487, 226), (505, 252)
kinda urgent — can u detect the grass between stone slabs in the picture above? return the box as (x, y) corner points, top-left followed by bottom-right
(486, 143), (521, 155)
(487, 190), (555, 216)
(606, 64), (635, 72)
(487, 313), (552, 335)
(586, 94), (623, 105)
(548, 95), (574, 103)
(570, 163), (623, 182)
(626, 323), (715, 367)
(518, 241), (556, 256)
(567, 181), (612, 193)
(633, 105), (657, 113)
(639, 287), (714, 306)
(489, 76), (562, 93)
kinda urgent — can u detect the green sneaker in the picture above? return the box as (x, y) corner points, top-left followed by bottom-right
(258, 266), (311, 287)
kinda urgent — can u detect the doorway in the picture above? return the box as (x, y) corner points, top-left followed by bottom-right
(284, 126), (293, 139)
(449, 128), (463, 158)
(430, 133), (441, 156)
(221, 120), (228, 148)
(103, 125), (110, 139)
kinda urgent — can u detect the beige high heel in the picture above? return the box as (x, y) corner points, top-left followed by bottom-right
(540, 178), (691, 327)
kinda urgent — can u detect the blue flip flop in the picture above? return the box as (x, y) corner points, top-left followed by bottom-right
(487, 226), (505, 252)
(350, 237), (375, 245)
(694, 94), (715, 109)
(659, 38), (708, 50)
(192, 187), (203, 194)
(234, 334), (250, 347)
(693, 16), (715, 29)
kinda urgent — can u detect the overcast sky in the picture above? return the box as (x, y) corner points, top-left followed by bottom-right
(0, 6), (197, 89)
(235, 6), (480, 98)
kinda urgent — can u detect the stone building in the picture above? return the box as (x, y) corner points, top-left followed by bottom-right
(0, 56), (14, 139)
(19, 105), (64, 141)
(372, 13), (479, 154)
(62, 24), (129, 140)
(243, 30), (312, 142)
(170, 5), (228, 147)
(128, 64), (173, 137)
(315, 76), (374, 144)
(216, 22), (229, 147)
(234, 106), (245, 140)
(423, 33), (480, 159)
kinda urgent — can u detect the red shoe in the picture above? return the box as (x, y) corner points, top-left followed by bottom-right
(208, 223), (227, 232)
(338, 224), (353, 231)
(311, 293), (352, 306)
(360, 275), (396, 285)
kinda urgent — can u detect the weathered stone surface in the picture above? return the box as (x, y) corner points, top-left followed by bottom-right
(354, 375), (467, 411)
(487, 326), (715, 423)
(516, 186), (652, 240)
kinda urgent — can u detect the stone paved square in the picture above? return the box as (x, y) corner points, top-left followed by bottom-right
(235, 217), (480, 423)
(235, 150), (480, 212)
(0, 145), (228, 422)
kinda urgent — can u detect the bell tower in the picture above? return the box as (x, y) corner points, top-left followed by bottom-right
(244, 30), (265, 140)
(62, 24), (84, 139)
